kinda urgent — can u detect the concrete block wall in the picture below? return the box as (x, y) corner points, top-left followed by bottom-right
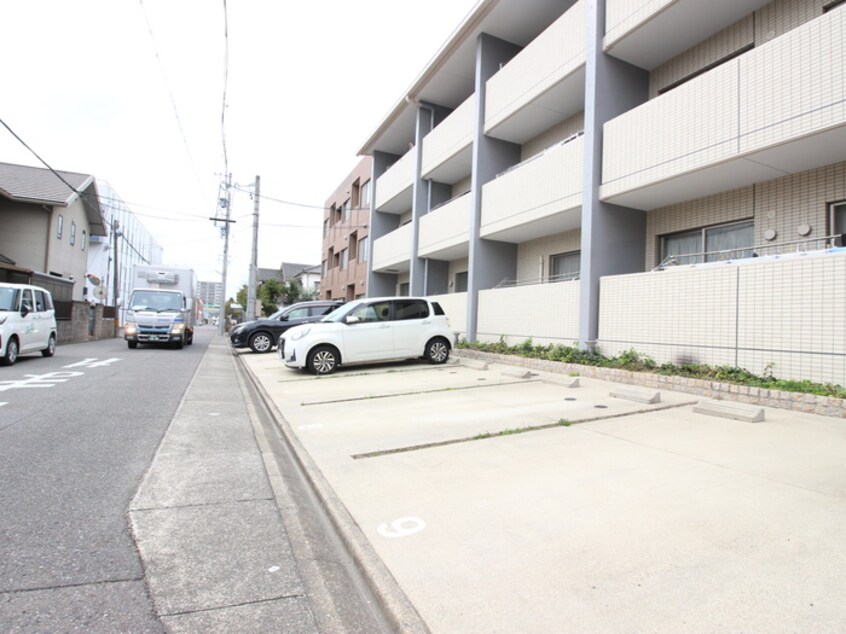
(57, 302), (117, 345)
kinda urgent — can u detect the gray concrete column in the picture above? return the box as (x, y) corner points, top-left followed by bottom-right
(367, 151), (401, 297)
(466, 33), (522, 342)
(579, 0), (649, 349)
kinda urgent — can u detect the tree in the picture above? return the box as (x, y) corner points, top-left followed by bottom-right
(259, 279), (285, 315)
(280, 279), (303, 305)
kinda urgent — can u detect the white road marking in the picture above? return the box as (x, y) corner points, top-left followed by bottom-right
(0, 371), (85, 392)
(63, 358), (122, 368)
(377, 517), (426, 538)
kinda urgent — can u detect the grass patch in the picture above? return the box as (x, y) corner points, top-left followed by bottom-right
(458, 338), (845, 399)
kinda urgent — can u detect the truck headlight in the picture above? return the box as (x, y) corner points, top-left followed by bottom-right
(171, 323), (186, 334)
(125, 324), (138, 335)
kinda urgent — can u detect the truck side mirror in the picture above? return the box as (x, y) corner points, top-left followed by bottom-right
(116, 298), (123, 308)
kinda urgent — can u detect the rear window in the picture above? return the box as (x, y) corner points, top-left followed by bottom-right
(432, 302), (445, 316)
(394, 299), (429, 320)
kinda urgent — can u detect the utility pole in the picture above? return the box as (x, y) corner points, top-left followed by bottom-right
(246, 175), (260, 322)
(112, 219), (120, 327)
(210, 173), (235, 336)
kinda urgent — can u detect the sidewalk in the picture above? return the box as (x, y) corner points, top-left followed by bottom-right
(128, 337), (319, 633)
(241, 349), (846, 633)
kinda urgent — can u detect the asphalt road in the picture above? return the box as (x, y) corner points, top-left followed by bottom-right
(0, 329), (208, 632)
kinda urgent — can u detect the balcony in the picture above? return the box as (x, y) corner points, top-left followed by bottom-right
(419, 193), (471, 261)
(371, 223), (412, 273)
(374, 150), (414, 213)
(604, 0), (770, 69)
(481, 135), (583, 242)
(421, 96), (475, 185)
(484, 0), (585, 144)
(601, 9), (846, 210)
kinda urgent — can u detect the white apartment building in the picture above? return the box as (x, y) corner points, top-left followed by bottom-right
(88, 181), (163, 313)
(359, 0), (846, 386)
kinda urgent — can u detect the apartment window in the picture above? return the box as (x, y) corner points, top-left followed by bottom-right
(351, 179), (361, 208)
(70, 221), (77, 246)
(550, 251), (580, 280)
(57, 214), (64, 239)
(661, 220), (754, 265)
(323, 219), (328, 238)
(322, 260), (327, 276)
(349, 232), (358, 259)
(340, 249), (348, 270)
(359, 236), (369, 263)
(361, 180), (371, 208)
(831, 201), (846, 237)
(81, 230), (87, 250)
(342, 199), (351, 224)
(399, 282), (409, 297)
(454, 271), (468, 292)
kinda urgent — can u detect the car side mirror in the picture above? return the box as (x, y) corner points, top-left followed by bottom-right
(20, 305), (30, 317)
(345, 315), (360, 324)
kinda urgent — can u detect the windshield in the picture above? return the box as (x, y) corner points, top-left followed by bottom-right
(130, 290), (183, 312)
(322, 300), (362, 323)
(0, 288), (19, 311)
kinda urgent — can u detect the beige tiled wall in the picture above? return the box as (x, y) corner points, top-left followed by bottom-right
(599, 251), (846, 385)
(428, 291), (468, 340)
(478, 281), (581, 346)
(522, 111), (585, 160)
(516, 230), (582, 281)
(605, 0), (675, 49)
(645, 161), (846, 268)
(650, 16), (753, 97)
(650, 0), (828, 97)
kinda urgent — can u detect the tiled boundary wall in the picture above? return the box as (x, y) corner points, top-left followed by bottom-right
(57, 302), (117, 345)
(598, 250), (846, 387)
(454, 349), (846, 419)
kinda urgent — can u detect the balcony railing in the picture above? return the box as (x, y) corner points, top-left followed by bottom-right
(495, 271), (580, 288)
(653, 235), (844, 270)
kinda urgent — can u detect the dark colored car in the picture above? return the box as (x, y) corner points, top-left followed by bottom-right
(229, 300), (344, 353)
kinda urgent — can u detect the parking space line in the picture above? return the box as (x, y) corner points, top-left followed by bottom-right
(350, 400), (698, 460)
(300, 379), (542, 406)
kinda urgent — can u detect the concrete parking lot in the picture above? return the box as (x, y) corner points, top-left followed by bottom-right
(241, 351), (846, 633)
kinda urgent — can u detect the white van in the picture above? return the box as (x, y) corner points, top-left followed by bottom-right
(0, 283), (58, 366)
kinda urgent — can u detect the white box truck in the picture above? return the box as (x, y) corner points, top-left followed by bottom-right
(122, 265), (197, 349)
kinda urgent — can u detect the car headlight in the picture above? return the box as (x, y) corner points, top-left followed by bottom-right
(291, 326), (311, 341)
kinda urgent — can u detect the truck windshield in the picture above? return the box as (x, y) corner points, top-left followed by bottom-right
(0, 288), (19, 311)
(131, 290), (182, 312)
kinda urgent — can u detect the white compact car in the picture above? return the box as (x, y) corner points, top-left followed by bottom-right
(278, 296), (455, 375)
(0, 282), (58, 366)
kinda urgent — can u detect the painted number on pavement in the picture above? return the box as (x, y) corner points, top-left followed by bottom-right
(378, 517), (426, 538)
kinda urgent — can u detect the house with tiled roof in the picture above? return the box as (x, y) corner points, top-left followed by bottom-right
(0, 161), (106, 302)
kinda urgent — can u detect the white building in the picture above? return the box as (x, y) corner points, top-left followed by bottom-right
(88, 181), (163, 315)
(359, 0), (846, 386)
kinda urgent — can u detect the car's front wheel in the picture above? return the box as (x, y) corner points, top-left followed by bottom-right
(41, 334), (56, 357)
(249, 332), (273, 353)
(1, 337), (19, 366)
(424, 337), (450, 364)
(128, 341), (138, 349)
(307, 345), (339, 375)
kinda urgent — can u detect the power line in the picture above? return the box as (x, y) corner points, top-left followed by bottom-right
(220, 0), (230, 177)
(137, 0), (207, 199)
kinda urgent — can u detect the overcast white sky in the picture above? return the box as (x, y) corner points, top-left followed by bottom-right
(0, 0), (478, 298)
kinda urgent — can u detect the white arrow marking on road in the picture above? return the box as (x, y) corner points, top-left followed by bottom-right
(63, 358), (122, 368)
(0, 402), (7, 408)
